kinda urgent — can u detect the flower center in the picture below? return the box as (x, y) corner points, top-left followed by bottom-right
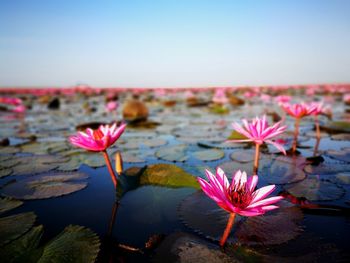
(92, 129), (104, 140)
(229, 185), (252, 209)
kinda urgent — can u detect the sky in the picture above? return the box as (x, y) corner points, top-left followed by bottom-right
(0, 0), (350, 87)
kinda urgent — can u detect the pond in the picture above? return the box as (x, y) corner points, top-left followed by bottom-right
(0, 87), (350, 262)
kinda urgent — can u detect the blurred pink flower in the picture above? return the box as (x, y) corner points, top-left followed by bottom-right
(198, 168), (283, 217)
(12, 105), (26, 113)
(228, 115), (287, 154)
(281, 102), (317, 119)
(308, 101), (331, 116)
(69, 123), (126, 152)
(260, 94), (271, 103)
(274, 95), (291, 104)
(0, 97), (23, 105)
(212, 89), (228, 104)
(105, 101), (118, 112)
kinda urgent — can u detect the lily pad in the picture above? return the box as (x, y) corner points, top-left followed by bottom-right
(2, 172), (89, 200)
(155, 144), (188, 162)
(0, 168), (12, 178)
(11, 155), (68, 175)
(260, 158), (306, 185)
(320, 121), (350, 133)
(140, 164), (200, 189)
(227, 130), (249, 140)
(197, 141), (242, 149)
(0, 212), (36, 246)
(304, 163), (349, 175)
(326, 150), (350, 163)
(0, 197), (23, 214)
(331, 133), (350, 141)
(334, 172), (350, 184)
(37, 225), (100, 263)
(0, 225), (44, 263)
(230, 150), (255, 163)
(0, 146), (21, 154)
(122, 151), (146, 163)
(178, 192), (303, 246)
(193, 149), (225, 162)
(286, 177), (345, 201)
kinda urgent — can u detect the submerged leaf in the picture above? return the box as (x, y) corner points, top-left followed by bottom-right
(0, 212), (36, 246)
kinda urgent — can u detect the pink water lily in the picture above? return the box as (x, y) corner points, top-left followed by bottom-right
(281, 102), (317, 153)
(69, 123), (126, 187)
(281, 102), (317, 119)
(198, 168), (283, 246)
(69, 123), (126, 152)
(228, 115), (286, 172)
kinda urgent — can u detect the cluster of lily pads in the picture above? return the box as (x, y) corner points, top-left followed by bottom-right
(0, 86), (349, 261)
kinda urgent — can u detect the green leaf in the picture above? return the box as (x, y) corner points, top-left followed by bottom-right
(0, 225), (43, 263)
(0, 197), (23, 214)
(0, 212), (36, 247)
(193, 149), (225, 162)
(37, 225), (100, 263)
(140, 164), (200, 189)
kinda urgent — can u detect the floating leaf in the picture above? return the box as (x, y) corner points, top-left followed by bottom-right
(331, 133), (350, 141)
(304, 163), (349, 175)
(2, 172), (89, 200)
(326, 150), (350, 163)
(0, 168), (12, 178)
(193, 149), (225, 161)
(227, 130), (248, 140)
(155, 144), (188, 162)
(0, 197), (23, 214)
(122, 151), (146, 163)
(0, 212), (36, 246)
(286, 177), (345, 201)
(260, 158), (306, 185)
(178, 192), (303, 246)
(230, 150), (255, 163)
(11, 155), (68, 176)
(0, 225), (43, 263)
(37, 225), (100, 263)
(0, 146), (21, 154)
(320, 121), (350, 133)
(334, 172), (350, 184)
(140, 164), (200, 189)
(197, 141), (242, 149)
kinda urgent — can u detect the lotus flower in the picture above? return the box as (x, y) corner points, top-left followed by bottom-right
(69, 123), (126, 152)
(280, 102), (317, 119)
(212, 89), (229, 104)
(69, 123), (126, 187)
(105, 101), (118, 112)
(198, 168), (283, 246)
(307, 101), (331, 142)
(274, 95), (291, 104)
(228, 115), (286, 172)
(281, 102), (317, 153)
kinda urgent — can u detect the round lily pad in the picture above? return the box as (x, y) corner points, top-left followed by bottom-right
(286, 177), (345, 201)
(0, 212), (37, 246)
(193, 149), (225, 162)
(320, 121), (350, 133)
(260, 159), (306, 185)
(334, 172), (350, 184)
(0, 197), (23, 214)
(325, 150), (350, 163)
(122, 151), (146, 163)
(230, 150), (255, 163)
(155, 144), (188, 162)
(0, 146), (21, 154)
(331, 133), (350, 141)
(0, 168), (12, 178)
(197, 141), (242, 149)
(2, 172), (89, 200)
(178, 192), (303, 246)
(37, 225), (100, 263)
(0, 225), (43, 263)
(304, 163), (349, 175)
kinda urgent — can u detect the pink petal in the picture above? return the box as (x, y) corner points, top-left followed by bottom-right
(251, 184), (276, 203)
(247, 196), (283, 209)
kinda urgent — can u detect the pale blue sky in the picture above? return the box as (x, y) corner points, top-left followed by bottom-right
(1, 0), (349, 87)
